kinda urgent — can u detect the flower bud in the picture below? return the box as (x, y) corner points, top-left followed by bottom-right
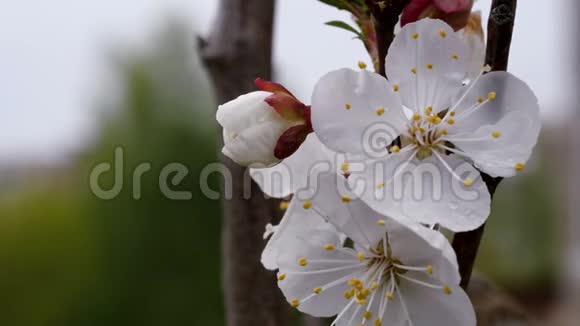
(401, 0), (474, 31)
(216, 80), (311, 167)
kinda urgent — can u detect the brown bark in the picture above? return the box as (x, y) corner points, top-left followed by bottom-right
(200, 1), (291, 325)
(452, 0), (518, 289)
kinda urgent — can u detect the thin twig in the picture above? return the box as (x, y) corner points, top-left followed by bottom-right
(365, 0), (411, 76)
(452, 0), (518, 289)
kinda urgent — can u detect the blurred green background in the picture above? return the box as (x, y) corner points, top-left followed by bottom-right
(0, 17), (564, 326)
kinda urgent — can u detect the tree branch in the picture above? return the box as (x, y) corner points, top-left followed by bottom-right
(365, 0), (411, 76)
(452, 0), (518, 289)
(200, 1), (291, 325)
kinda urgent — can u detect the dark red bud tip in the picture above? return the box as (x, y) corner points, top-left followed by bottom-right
(274, 125), (312, 160)
(255, 78), (294, 97)
(401, 0), (432, 27)
(265, 94), (307, 122)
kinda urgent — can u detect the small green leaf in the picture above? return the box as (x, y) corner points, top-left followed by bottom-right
(325, 20), (362, 37)
(317, 0), (349, 10)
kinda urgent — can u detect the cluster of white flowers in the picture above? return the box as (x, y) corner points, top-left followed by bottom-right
(216, 19), (540, 326)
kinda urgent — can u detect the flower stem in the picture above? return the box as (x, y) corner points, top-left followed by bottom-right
(365, 0), (411, 77)
(452, 0), (518, 289)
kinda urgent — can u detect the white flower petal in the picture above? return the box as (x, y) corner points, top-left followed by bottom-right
(446, 72), (541, 177)
(311, 68), (407, 156)
(250, 134), (335, 198)
(400, 276), (476, 326)
(261, 196), (338, 270)
(386, 19), (469, 114)
(354, 153), (491, 232)
(276, 228), (362, 317)
(387, 219), (460, 285)
(297, 172), (386, 248)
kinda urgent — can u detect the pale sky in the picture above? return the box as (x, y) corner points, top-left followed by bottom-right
(0, 0), (574, 164)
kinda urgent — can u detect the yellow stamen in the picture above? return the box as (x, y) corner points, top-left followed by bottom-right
(344, 290), (353, 299)
(358, 61), (367, 69)
(413, 113), (421, 121)
(390, 145), (400, 153)
(446, 118), (455, 125)
(449, 111), (456, 117)
(278, 273), (286, 281)
(377, 182), (385, 189)
(452, 54), (459, 60)
(439, 28), (447, 38)
(376, 107), (385, 116)
(374, 318), (382, 326)
(427, 63), (433, 70)
(377, 219), (386, 226)
(426, 265), (433, 275)
(492, 131), (501, 138)
(341, 162), (350, 172)
(313, 287), (322, 294)
(302, 200), (312, 209)
(386, 292), (394, 300)
(412, 32), (419, 39)
(341, 196), (352, 203)
(370, 282), (379, 291)
(464, 178), (473, 187)
(488, 92), (497, 101)
(279, 201), (289, 210)
(477, 96), (484, 103)
(515, 162), (525, 171)
(345, 103), (351, 110)
(425, 106), (433, 114)
(393, 84), (399, 92)
(357, 252), (365, 262)
(411, 67), (417, 74)
(441, 129), (448, 135)
(444, 285), (452, 295)
(290, 298), (300, 308)
(363, 311), (372, 320)
(324, 244), (335, 251)
(298, 257), (308, 266)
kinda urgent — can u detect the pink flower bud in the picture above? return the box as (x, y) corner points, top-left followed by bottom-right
(401, 0), (474, 31)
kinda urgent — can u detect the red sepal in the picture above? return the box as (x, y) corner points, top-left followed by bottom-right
(265, 94), (307, 122)
(274, 124), (313, 160)
(255, 78), (294, 96)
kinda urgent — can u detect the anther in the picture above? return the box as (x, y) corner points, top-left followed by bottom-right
(488, 92), (497, 101)
(278, 273), (286, 281)
(492, 131), (501, 138)
(313, 287), (322, 294)
(439, 29), (447, 38)
(446, 118), (455, 125)
(374, 318), (382, 326)
(515, 162), (525, 171)
(357, 252), (365, 262)
(426, 265), (433, 275)
(482, 65), (491, 72)
(302, 200), (312, 209)
(441, 129), (448, 135)
(425, 106), (433, 114)
(390, 145), (400, 153)
(358, 61), (367, 69)
(412, 32), (419, 39)
(345, 103), (351, 110)
(377, 182), (385, 189)
(324, 244), (335, 251)
(464, 178), (473, 187)
(377, 219), (386, 226)
(427, 63), (433, 70)
(411, 67), (417, 74)
(413, 113), (421, 121)
(363, 311), (372, 319)
(298, 257), (308, 266)
(385, 292), (394, 300)
(290, 298), (300, 308)
(477, 97), (484, 103)
(452, 54), (459, 60)
(341, 196), (352, 203)
(376, 107), (385, 116)
(393, 84), (399, 92)
(279, 201), (289, 210)
(341, 162), (350, 172)
(443, 285), (452, 295)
